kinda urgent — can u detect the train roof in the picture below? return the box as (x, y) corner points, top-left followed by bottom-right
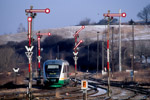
(43, 59), (69, 65)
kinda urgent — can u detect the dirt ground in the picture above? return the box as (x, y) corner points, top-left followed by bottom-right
(0, 69), (28, 86)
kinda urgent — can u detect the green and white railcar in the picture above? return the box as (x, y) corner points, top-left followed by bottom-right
(43, 60), (70, 87)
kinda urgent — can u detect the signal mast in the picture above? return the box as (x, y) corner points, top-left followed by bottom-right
(25, 6), (50, 99)
(103, 10), (126, 97)
(73, 26), (85, 84)
(36, 32), (51, 84)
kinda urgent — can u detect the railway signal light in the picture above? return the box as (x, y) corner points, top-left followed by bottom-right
(48, 32), (51, 36)
(45, 8), (50, 14)
(28, 17), (32, 22)
(82, 25), (85, 29)
(122, 12), (126, 17)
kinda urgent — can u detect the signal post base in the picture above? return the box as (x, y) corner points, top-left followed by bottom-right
(83, 89), (87, 100)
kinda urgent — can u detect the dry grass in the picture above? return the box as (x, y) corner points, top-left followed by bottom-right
(92, 73), (102, 79)
(134, 68), (150, 83)
(0, 69), (27, 85)
(110, 68), (150, 83)
(90, 68), (150, 84)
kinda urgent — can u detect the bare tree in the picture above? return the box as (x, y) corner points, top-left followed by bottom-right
(97, 18), (118, 25)
(135, 41), (144, 63)
(135, 40), (150, 66)
(0, 47), (14, 72)
(137, 4), (150, 24)
(0, 47), (24, 72)
(17, 23), (26, 33)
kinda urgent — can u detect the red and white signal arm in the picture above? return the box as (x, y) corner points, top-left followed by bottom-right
(103, 12), (126, 18)
(81, 80), (88, 90)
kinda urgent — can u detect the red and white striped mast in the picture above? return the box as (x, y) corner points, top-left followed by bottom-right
(73, 26), (85, 83)
(25, 6), (50, 100)
(103, 10), (126, 97)
(36, 32), (51, 81)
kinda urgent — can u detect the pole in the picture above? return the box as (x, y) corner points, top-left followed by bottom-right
(29, 17), (32, 100)
(88, 45), (89, 71)
(107, 10), (111, 97)
(132, 23), (135, 81)
(57, 45), (59, 59)
(28, 53), (32, 100)
(111, 27), (114, 75)
(15, 72), (17, 84)
(83, 90), (87, 100)
(102, 40), (104, 74)
(26, 6), (34, 100)
(36, 32), (51, 85)
(97, 32), (99, 77)
(37, 35), (41, 84)
(36, 40), (38, 78)
(88, 45), (89, 63)
(75, 55), (77, 82)
(119, 9), (122, 72)
(74, 31), (78, 85)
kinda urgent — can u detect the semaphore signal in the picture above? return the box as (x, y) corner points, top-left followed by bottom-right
(73, 25), (85, 37)
(36, 32), (51, 69)
(25, 6), (50, 100)
(73, 26), (85, 85)
(25, 8), (50, 14)
(103, 12), (126, 17)
(103, 9), (126, 97)
(73, 40), (83, 50)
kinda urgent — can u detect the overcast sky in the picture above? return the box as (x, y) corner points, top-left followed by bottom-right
(0, 0), (149, 34)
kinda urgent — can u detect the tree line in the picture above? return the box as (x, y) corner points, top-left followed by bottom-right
(0, 33), (150, 73)
(78, 4), (150, 26)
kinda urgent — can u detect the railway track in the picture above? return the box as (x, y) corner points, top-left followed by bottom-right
(88, 76), (150, 100)
(1, 73), (149, 100)
(0, 77), (107, 100)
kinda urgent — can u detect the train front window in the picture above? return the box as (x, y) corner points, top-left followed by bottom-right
(45, 65), (61, 77)
(48, 65), (59, 70)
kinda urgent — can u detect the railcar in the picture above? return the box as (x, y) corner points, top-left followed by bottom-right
(43, 60), (70, 87)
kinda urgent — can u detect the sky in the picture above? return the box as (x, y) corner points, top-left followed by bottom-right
(0, 0), (150, 35)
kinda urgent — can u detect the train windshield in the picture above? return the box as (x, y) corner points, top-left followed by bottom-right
(47, 65), (59, 69)
(45, 65), (61, 77)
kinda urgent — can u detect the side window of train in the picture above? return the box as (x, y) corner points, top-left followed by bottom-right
(67, 65), (69, 73)
(66, 65), (67, 73)
(66, 65), (69, 77)
(63, 66), (65, 73)
(63, 65), (67, 73)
